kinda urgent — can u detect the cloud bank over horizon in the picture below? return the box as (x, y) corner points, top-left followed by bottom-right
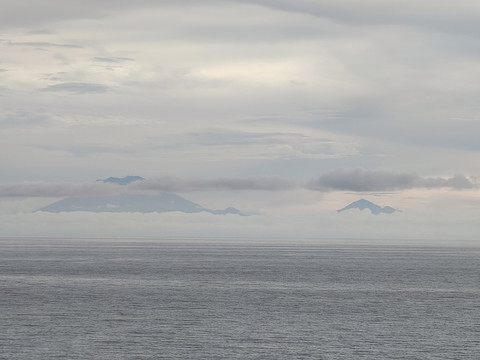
(0, 170), (476, 198)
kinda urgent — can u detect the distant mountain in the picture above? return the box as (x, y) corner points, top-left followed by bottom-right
(337, 199), (397, 215)
(97, 176), (144, 185)
(36, 192), (246, 216)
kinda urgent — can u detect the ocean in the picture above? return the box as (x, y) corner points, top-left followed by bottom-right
(0, 237), (478, 359)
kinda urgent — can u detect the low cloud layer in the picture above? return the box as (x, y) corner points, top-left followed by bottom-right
(0, 176), (295, 197)
(0, 183), (124, 198)
(0, 171), (476, 198)
(130, 176), (296, 193)
(308, 169), (476, 192)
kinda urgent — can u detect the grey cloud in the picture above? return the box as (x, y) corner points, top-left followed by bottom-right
(187, 129), (304, 146)
(93, 57), (134, 63)
(308, 169), (417, 192)
(0, 176), (296, 198)
(1, 172), (475, 198)
(131, 176), (296, 192)
(123, 72), (232, 92)
(0, 0), (213, 29)
(39, 144), (129, 156)
(419, 174), (476, 189)
(400, 122), (480, 152)
(0, 183), (124, 198)
(5, 40), (82, 48)
(308, 169), (476, 192)
(147, 129), (351, 160)
(27, 29), (52, 35)
(181, 24), (326, 43)
(0, 111), (51, 128)
(298, 104), (480, 152)
(40, 82), (109, 94)
(4, 0), (477, 36)
(233, 0), (480, 33)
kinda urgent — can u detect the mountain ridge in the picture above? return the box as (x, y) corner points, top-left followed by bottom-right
(96, 176), (144, 185)
(337, 199), (397, 215)
(37, 176), (246, 215)
(36, 192), (247, 215)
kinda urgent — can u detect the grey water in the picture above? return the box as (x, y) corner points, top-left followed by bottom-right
(0, 238), (479, 359)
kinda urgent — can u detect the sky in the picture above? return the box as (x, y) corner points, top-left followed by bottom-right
(1, 0), (480, 241)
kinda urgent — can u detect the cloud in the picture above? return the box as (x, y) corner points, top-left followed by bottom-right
(5, 40), (82, 48)
(0, 183), (124, 198)
(39, 82), (109, 94)
(1, 172), (476, 198)
(419, 173), (477, 189)
(304, 107), (480, 152)
(39, 144), (129, 156)
(167, 129), (358, 160)
(0, 176), (295, 197)
(233, 0), (480, 33)
(0, 111), (51, 128)
(27, 29), (52, 35)
(187, 129), (302, 146)
(93, 57), (134, 63)
(132, 176), (296, 192)
(180, 23), (326, 44)
(0, 0), (208, 30)
(308, 169), (476, 192)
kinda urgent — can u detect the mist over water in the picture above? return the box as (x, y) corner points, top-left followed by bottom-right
(1, 238), (479, 359)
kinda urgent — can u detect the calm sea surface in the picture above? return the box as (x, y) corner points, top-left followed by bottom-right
(0, 238), (479, 359)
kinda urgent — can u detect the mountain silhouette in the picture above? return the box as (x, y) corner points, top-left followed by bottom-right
(37, 176), (246, 215)
(96, 176), (144, 185)
(337, 199), (397, 215)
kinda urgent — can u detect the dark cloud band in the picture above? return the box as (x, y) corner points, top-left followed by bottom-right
(0, 171), (475, 197)
(130, 176), (296, 192)
(307, 169), (476, 191)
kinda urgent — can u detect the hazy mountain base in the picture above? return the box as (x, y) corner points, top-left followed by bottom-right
(3, 206), (480, 242)
(36, 193), (246, 215)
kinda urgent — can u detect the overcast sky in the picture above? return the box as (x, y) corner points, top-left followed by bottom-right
(1, 1), (480, 241)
